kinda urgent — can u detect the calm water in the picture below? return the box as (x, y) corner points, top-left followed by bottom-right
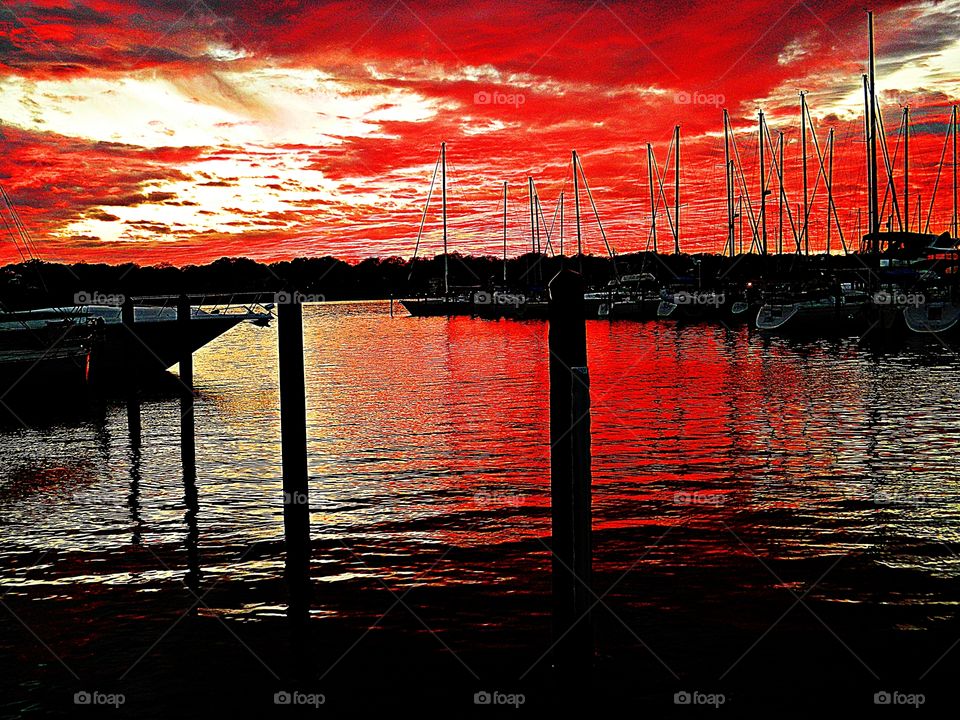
(3, 300), (960, 712)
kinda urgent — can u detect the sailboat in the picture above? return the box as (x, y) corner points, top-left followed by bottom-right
(0, 306), (95, 400)
(401, 143), (477, 317)
(0, 188), (96, 399)
(0, 185), (272, 386)
(855, 13), (960, 336)
(756, 277), (872, 333)
(476, 177), (549, 320)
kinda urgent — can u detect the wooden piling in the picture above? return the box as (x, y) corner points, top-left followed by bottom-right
(177, 294), (193, 394)
(278, 296), (311, 622)
(547, 269), (593, 682)
(121, 296), (141, 438)
(181, 393), (200, 596)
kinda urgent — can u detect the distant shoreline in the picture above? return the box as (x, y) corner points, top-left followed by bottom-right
(0, 250), (938, 310)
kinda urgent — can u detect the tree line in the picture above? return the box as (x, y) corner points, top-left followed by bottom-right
(0, 251), (877, 310)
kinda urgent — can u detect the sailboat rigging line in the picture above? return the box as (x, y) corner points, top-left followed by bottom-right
(15, 207), (45, 269)
(534, 191), (556, 257)
(924, 109), (953, 233)
(407, 149), (442, 282)
(0, 203), (29, 265)
(797, 102), (831, 253)
(762, 123), (803, 252)
(728, 124), (762, 252)
(1, 186), (39, 262)
(876, 107), (903, 229)
(0, 187), (30, 263)
(445, 159), (504, 230)
(652, 136), (678, 242)
(803, 106), (848, 253)
(575, 157), (619, 281)
(537, 191), (560, 257)
(1, 184), (50, 292)
(755, 115), (779, 254)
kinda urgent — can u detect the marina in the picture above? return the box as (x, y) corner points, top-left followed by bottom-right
(2, 2), (959, 716)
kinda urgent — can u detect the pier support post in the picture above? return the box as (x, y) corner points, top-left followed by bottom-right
(177, 295), (194, 394)
(547, 270), (593, 683)
(181, 392), (200, 596)
(121, 296), (141, 437)
(278, 295), (311, 623)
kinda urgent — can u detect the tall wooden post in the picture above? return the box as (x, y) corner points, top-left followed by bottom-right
(278, 297), (310, 623)
(122, 296), (140, 437)
(548, 270), (593, 683)
(181, 392), (200, 596)
(177, 295), (193, 394)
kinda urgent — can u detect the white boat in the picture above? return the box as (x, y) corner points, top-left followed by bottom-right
(0, 309), (94, 399)
(756, 284), (871, 333)
(903, 299), (960, 334)
(21, 302), (271, 378)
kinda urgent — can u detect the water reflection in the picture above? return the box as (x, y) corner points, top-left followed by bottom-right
(0, 303), (959, 617)
(181, 394), (200, 597)
(127, 395), (143, 548)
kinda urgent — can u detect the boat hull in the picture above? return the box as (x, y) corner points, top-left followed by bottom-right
(756, 301), (869, 335)
(400, 298), (474, 317)
(0, 346), (90, 401)
(89, 315), (245, 380)
(903, 302), (960, 336)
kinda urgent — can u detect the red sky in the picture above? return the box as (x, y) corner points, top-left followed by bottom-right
(0, 0), (958, 266)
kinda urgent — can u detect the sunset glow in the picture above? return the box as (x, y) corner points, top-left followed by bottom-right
(1, 0), (958, 265)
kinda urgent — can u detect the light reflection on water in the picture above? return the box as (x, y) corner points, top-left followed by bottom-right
(2, 300), (960, 612)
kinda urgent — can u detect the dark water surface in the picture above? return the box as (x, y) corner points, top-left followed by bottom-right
(2, 301), (960, 715)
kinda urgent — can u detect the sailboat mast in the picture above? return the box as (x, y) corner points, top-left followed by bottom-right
(730, 161), (737, 256)
(862, 74), (872, 246)
(535, 191), (541, 256)
(778, 131), (784, 255)
(801, 92), (809, 255)
(723, 110), (734, 257)
(737, 195), (743, 254)
(502, 181), (508, 283)
(528, 176), (535, 256)
(647, 143), (657, 253)
(441, 141), (448, 294)
(572, 151), (583, 257)
(559, 191), (564, 256)
(674, 124), (681, 254)
(904, 106), (910, 232)
(759, 110), (767, 255)
(953, 104), (958, 238)
(868, 11), (880, 241)
(827, 128), (834, 253)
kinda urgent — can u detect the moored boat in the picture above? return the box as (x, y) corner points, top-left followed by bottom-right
(0, 308), (95, 399)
